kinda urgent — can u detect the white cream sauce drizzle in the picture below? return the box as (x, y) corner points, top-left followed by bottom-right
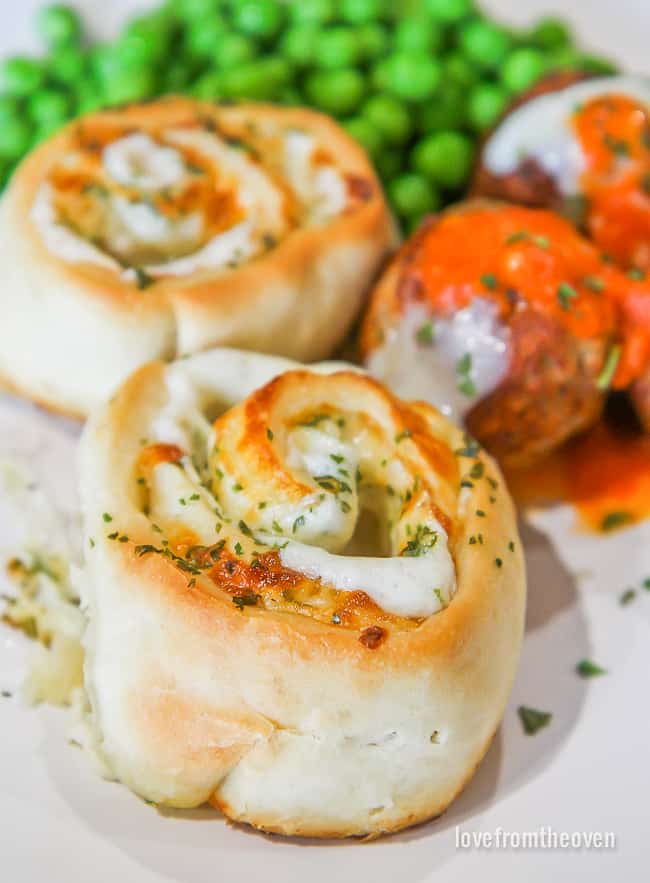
(366, 300), (510, 422)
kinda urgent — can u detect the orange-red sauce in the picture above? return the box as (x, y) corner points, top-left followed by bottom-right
(412, 204), (650, 387)
(573, 94), (650, 272)
(507, 418), (650, 532)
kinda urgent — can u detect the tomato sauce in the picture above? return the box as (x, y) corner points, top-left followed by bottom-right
(506, 410), (650, 532)
(412, 204), (650, 389)
(573, 94), (650, 273)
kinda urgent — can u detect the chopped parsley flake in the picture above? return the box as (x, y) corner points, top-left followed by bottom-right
(469, 461), (484, 480)
(266, 427), (274, 441)
(557, 282), (578, 310)
(518, 706), (552, 736)
(102, 513), (112, 523)
(238, 520), (253, 537)
(576, 659), (607, 678)
(476, 509), (486, 518)
(495, 557), (503, 568)
(395, 429), (412, 443)
(596, 344), (621, 390)
(456, 352), (476, 397)
(480, 273), (498, 290)
(258, 501), (267, 510)
(134, 268), (154, 290)
(416, 321), (435, 345)
(234, 542), (244, 556)
(293, 515), (305, 533)
(232, 483), (243, 492)
(601, 510), (632, 532)
(232, 591), (260, 610)
(620, 588), (636, 605)
(627, 267), (645, 281)
(330, 454), (344, 464)
(583, 275), (605, 292)
(401, 524), (438, 557)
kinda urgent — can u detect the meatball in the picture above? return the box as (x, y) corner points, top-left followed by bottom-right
(471, 73), (650, 272)
(360, 201), (639, 469)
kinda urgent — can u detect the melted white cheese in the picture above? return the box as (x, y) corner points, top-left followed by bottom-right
(33, 126), (349, 279)
(366, 300), (510, 421)
(284, 130), (347, 223)
(103, 133), (186, 192)
(483, 75), (650, 195)
(31, 184), (120, 272)
(280, 518), (455, 619)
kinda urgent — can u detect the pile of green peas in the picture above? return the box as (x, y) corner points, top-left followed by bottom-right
(0, 0), (616, 229)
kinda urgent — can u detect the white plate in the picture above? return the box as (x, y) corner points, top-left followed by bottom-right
(1, 2), (650, 881)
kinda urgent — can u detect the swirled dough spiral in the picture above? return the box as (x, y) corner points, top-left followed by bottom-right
(79, 348), (525, 838)
(0, 97), (395, 416)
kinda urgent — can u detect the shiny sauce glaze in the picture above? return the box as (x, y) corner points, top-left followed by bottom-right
(573, 94), (650, 272)
(506, 398), (650, 532)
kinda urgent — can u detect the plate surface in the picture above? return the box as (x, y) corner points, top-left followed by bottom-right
(1, 3), (649, 881)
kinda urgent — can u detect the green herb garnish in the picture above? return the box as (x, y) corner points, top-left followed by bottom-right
(596, 344), (621, 390)
(576, 659), (607, 678)
(518, 706), (552, 735)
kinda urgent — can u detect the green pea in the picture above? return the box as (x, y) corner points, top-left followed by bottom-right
(175, 0), (221, 19)
(394, 17), (443, 53)
(416, 82), (466, 132)
(1, 57), (45, 97)
(357, 23), (388, 61)
(49, 46), (86, 85)
(339, 0), (385, 24)
(103, 67), (158, 105)
(186, 18), (231, 59)
(389, 172), (439, 219)
(119, 18), (171, 65)
(163, 63), (194, 94)
(383, 52), (441, 103)
(233, 0), (284, 41)
(33, 120), (66, 145)
(501, 48), (547, 93)
(222, 58), (290, 100)
(305, 68), (366, 116)
(545, 47), (582, 72)
(36, 4), (82, 49)
(212, 34), (257, 69)
(425, 0), (474, 23)
(374, 150), (402, 182)
(279, 86), (303, 105)
(411, 130), (474, 188)
(90, 46), (124, 83)
(529, 17), (572, 51)
(75, 81), (104, 115)
(370, 60), (390, 92)
(192, 72), (224, 100)
(441, 52), (478, 89)
(280, 25), (318, 68)
(467, 82), (508, 131)
(28, 89), (71, 125)
(459, 20), (512, 70)
(314, 28), (361, 70)
(362, 95), (411, 144)
(0, 96), (21, 124)
(578, 54), (618, 75)
(289, 0), (336, 25)
(343, 117), (383, 158)
(0, 118), (33, 160)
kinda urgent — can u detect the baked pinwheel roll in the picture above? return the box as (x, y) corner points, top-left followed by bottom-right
(79, 348), (525, 838)
(0, 97), (394, 417)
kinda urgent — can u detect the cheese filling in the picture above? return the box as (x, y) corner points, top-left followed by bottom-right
(139, 355), (458, 620)
(31, 125), (349, 283)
